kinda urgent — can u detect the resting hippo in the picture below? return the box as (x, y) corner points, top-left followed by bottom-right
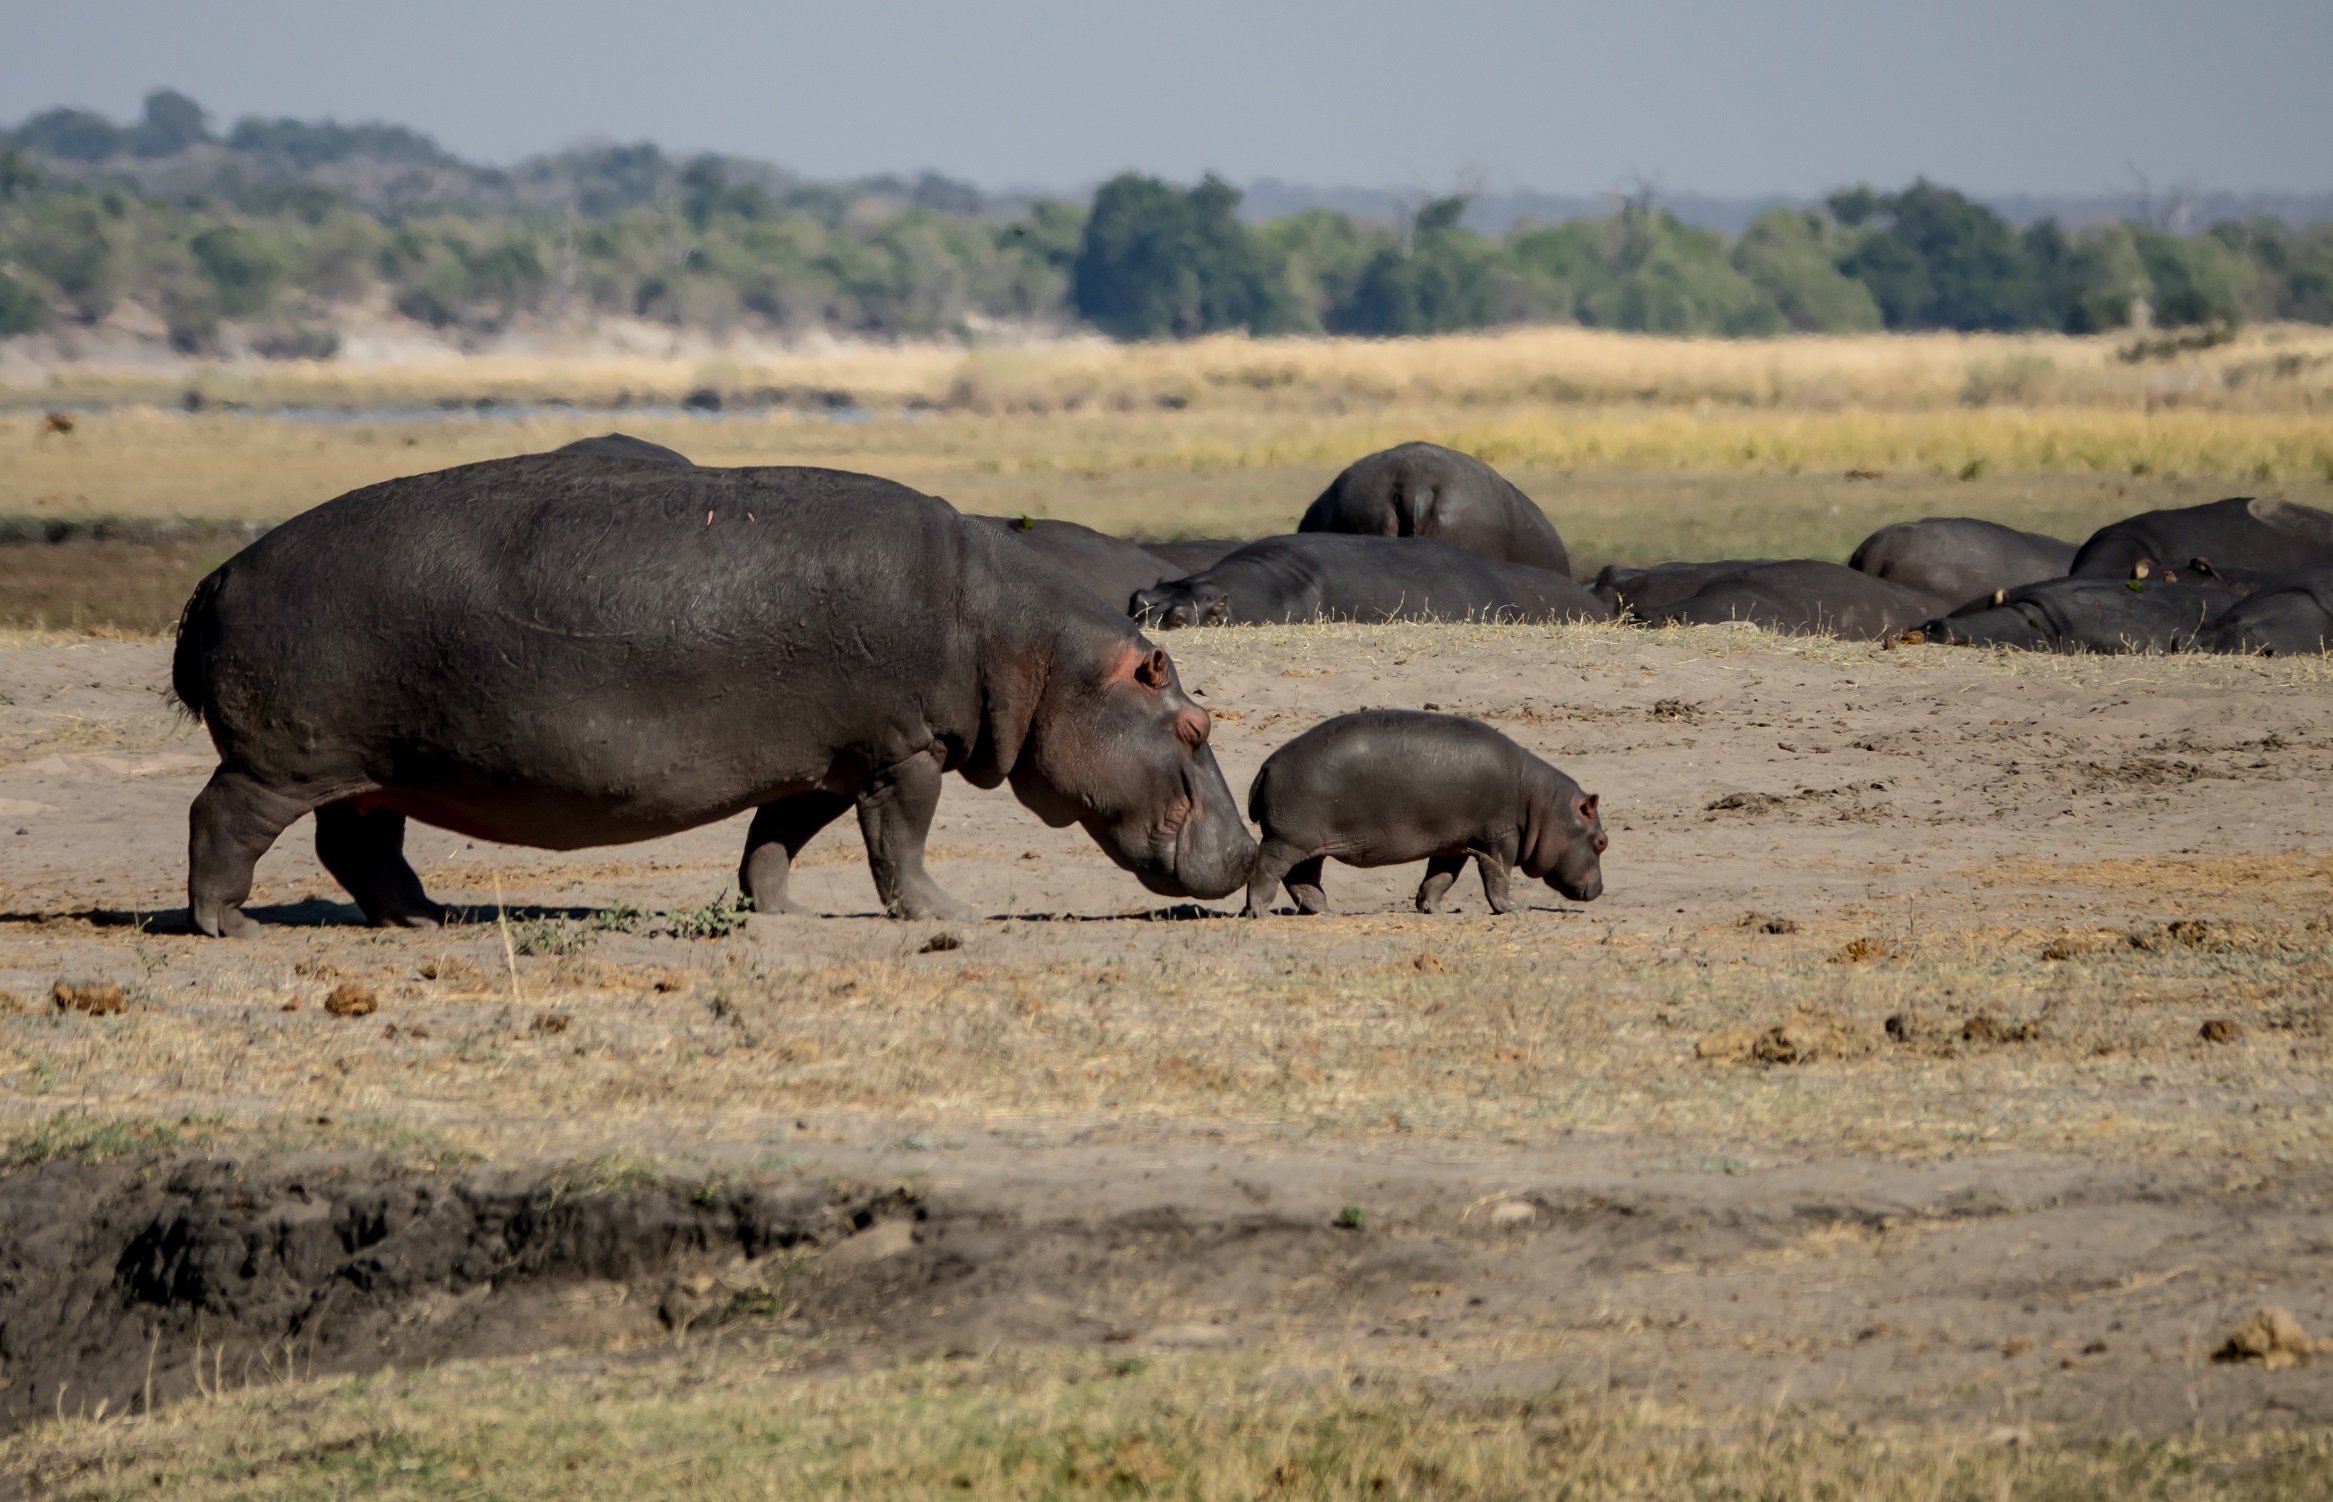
(1131, 535), (1610, 628)
(1849, 517), (2073, 606)
(2193, 569), (2333, 656)
(1243, 711), (1605, 916)
(171, 456), (1256, 937)
(1918, 576), (2240, 653)
(553, 432), (694, 464)
(1593, 560), (1786, 620)
(1626, 560), (1946, 639)
(1300, 443), (1571, 573)
(2071, 497), (2333, 579)
(967, 515), (1177, 610)
(1142, 538), (1247, 575)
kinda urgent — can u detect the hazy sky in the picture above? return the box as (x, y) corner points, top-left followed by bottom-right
(2, 0), (2326, 195)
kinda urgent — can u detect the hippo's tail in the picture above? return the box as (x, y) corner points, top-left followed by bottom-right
(169, 570), (226, 726)
(1244, 759), (1272, 825)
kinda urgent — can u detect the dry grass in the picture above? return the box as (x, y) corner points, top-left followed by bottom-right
(7, 1343), (2327, 1500)
(13, 323), (2333, 413)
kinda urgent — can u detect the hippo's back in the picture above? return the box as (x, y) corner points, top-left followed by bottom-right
(2071, 497), (2333, 579)
(175, 456), (1006, 831)
(1301, 443), (1570, 573)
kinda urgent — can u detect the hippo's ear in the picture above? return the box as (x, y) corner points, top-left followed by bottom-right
(1579, 793), (1599, 823)
(1135, 646), (1172, 690)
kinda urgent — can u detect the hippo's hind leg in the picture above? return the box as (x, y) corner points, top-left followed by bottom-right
(856, 750), (972, 920)
(315, 802), (444, 928)
(739, 791), (852, 915)
(188, 768), (313, 938)
(1415, 854), (1469, 913)
(1243, 837), (1305, 916)
(1475, 852), (1516, 915)
(1280, 855), (1330, 915)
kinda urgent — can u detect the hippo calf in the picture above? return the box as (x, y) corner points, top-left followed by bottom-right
(1133, 535), (1609, 628)
(1301, 442), (1571, 572)
(1243, 711), (1606, 917)
(172, 455), (1256, 936)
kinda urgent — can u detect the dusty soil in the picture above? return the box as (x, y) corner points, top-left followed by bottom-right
(1, 623), (2330, 1443)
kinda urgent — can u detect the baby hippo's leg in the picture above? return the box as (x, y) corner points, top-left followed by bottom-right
(1475, 852), (1517, 915)
(1415, 854), (1468, 913)
(1244, 838), (1323, 917)
(1282, 855), (1330, 915)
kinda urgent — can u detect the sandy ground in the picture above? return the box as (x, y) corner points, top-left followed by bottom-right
(2, 622), (2331, 1439)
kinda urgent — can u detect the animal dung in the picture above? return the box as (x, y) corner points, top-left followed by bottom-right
(532, 1012), (571, 1035)
(323, 983), (379, 1018)
(1830, 936), (1887, 964)
(2214, 1306), (2326, 1369)
(920, 932), (964, 953)
(52, 980), (126, 1015)
(2198, 1017), (2244, 1044)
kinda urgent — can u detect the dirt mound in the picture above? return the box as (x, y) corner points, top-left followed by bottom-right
(0, 1155), (912, 1437)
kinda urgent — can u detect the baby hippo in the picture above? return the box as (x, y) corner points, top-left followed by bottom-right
(1244, 710), (1607, 917)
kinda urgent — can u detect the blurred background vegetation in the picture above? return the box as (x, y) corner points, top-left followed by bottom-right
(2, 89), (2329, 355)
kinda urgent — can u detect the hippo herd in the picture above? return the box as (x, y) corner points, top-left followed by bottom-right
(168, 432), (2328, 935)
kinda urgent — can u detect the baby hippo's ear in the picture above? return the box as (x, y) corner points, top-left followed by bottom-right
(1577, 792), (1608, 853)
(1135, 647), (1173, 689)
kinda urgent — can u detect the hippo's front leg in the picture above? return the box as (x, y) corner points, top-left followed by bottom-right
(855, 750), (972, 919)
(1475, 852), (1516, 915)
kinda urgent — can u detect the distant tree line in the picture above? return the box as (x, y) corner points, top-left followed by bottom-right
(0, 90), (2328, 351)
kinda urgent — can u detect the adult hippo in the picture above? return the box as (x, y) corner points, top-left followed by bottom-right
(1624, 560), (1945, 640)
(171, 456), (1256, 937)
(1592, 560), (1787, 620)
(2070, 497), (2333, 579)
(2193, 569), (2333, 656)
(1849, 517), (2073, 607)
(553, 432), (695, 464)
(1130, 535), (1609, 629)
(967, 515), (1178, 611)
(1300, 443), (1571, 573)
(1917, 575), (2240, 653)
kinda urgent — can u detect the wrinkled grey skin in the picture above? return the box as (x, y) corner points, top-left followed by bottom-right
(1243, 711), (1606, 917)
(2071, 496), (2333, 579)
(1918, 576), (2241, 653)
(1300, 442), (1571, 573)
(967, 515), (1179, 611)
(172, 456), (1255, 937)
(1849, 517), (2074, 608)
(552, 432), (695, 465)
(2193, 569), (2333, 656)
(1623, 560), (1945, 640)
(1593, 559), (1786, 619)
(1132, 535), (1611, 629)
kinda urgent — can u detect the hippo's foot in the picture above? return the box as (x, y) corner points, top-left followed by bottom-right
(189, 767), (313, 940)
(315, 802), (445, 929)
(1416, 855), (1468, 914)
(884, 882), (975, 921)
(194, 902), (264, 940)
